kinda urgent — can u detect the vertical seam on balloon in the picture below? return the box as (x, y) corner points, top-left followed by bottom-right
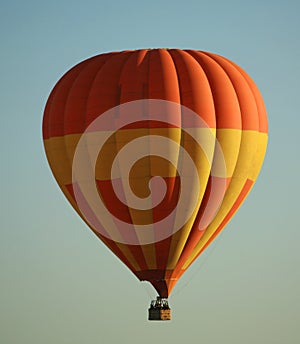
(115, 50), (151, 271)
(143, 49), (156, 270)
(60, 54), (136, 263)
(203, 53), (264, 186)
(180, 51), (243, 265)
(182, 53), (261, 266)
(193, 51), (243, 183)
(202, 53), (262, 191)
(43, 85), (59, 164)
(213, 55), (267, 133)
(115, 51), (135, 234)
(217, 55), (268, 133)
(163, 49), (190, 277)
(203, 52), (260, 132)
(106, 51), (148, 271)
(43, 87), (56, 140)
(152, 49), (181, 277)
(86, 52), (147, 272)
(120, 50), (148, 249)
(190, 50), (243, 128)
(144, 49), (167, 272)
(205, 54), (267, 197)
(169, 50), (217, 275)
(186, 51), (218, 127)
(61, 56), (111, 213)
(201, 52), (244, 195)
(53, 62), (87, 194)
(148, 49), (163, 272)
(166, 49), (189, 274)
(47, 62), (86, 139)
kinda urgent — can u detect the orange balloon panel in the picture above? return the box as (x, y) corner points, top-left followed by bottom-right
(43, 49), (268, 297)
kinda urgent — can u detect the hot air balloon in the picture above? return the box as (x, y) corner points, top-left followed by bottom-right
(42, 49), (268, 321)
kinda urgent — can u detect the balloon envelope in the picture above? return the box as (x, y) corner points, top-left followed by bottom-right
(43, 49), (268, 297)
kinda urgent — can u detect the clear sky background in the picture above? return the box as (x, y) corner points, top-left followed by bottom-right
(1, 1), (299, 343)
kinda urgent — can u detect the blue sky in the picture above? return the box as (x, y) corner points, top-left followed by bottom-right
(1, 1), (299, 343)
